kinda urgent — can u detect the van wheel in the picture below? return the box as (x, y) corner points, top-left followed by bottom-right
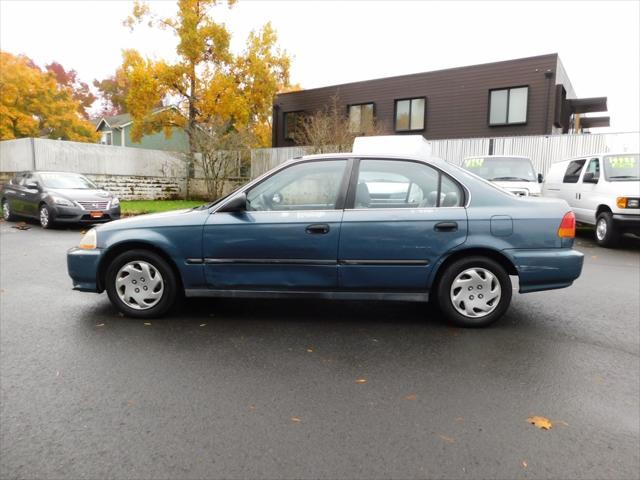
(105, 249), (178, 318)
(436, 256), (512, 328)
(595, 212), (620, 248)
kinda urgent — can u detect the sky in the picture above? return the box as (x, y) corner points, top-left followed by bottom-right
(1, 0), (639, 132)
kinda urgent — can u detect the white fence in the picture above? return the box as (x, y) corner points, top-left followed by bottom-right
(250, 132), (640, 178)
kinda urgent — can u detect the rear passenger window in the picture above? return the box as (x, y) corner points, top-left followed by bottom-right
(352, 159), (463, 209)
(563, 160), (586, 183)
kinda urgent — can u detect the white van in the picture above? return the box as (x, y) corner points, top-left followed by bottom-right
(461, 155), (542, 196)
(542, 153), (640, 247)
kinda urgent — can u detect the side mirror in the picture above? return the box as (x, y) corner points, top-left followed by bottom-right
(217, 192), (246, 213)
(583, 172), (598, 184)
(537, 173), (544, 183)
(25, 181), (39, 190)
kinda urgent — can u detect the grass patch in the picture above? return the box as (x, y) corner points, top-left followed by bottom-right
(121, 200), (205, 216)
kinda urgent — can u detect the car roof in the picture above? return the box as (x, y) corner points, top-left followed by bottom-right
(296, 152), (446, 164)
(463, 155), (531, 160)
(551, 152), (639, 164)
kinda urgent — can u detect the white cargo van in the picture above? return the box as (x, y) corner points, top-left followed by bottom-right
(542, 153), (640, 247)
(461, 155), (542, 196)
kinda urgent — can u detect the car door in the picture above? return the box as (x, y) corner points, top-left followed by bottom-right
(21, 173), (41, 218)
(575, 157), (601, 224)
(560, 159), (586, 210)
(338, 158), (468, 291)
(202, 159), (351, 290)
(3, 173), (26, 214)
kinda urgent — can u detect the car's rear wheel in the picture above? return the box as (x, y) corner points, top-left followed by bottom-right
(436, 256), (512, 328)
(2, 199), (16, 221)
(105, 250), (178, 318)
(39, 204), (54, 229)
(595, 212), (620, 248)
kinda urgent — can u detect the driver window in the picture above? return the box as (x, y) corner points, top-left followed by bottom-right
(246, 160), (347, 211)
(582, 158), (600, 182)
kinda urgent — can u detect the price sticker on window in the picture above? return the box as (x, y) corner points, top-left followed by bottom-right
(465, 158), (484, 168)
(608, 156), (636, 169)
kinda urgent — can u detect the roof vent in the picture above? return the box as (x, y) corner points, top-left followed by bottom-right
(352, 135), (432, 159)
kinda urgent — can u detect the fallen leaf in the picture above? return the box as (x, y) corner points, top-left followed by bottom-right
(95, 323), (105, 327)
(437, 434), (455, 444)
(200, 323), (207, 327)
(248, 405), (256, 411)
(404, 394), (417, 401)
(522, 460), (528, 469)
(527, 415), (553, 430)
(291, 416), (301, 423)
(127, 400), (136, 406)
(143, 322), (151, 326)
(355, 378), (367, 384)
(12, 222), (31, 231)
(455, 416), (464, 422)
(306, 348), (314, 353)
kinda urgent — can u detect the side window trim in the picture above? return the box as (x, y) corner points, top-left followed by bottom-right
(345, 158), (466, 209)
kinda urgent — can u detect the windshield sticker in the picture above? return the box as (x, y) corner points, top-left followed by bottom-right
(465, 158), (484, 168)
(608, 156), (636, 169)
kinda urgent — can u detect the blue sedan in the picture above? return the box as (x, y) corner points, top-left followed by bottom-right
(67, 153), (584, 327)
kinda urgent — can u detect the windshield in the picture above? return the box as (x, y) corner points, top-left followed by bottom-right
(39, 172), (97, 189)
(462, 156), (536, 182)
(603, 154), (640, 181)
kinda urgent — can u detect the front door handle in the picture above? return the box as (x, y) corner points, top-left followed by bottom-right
(434, 222), (458, 232)
(305, 223), (330, 234)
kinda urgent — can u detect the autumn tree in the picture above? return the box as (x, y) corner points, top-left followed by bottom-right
(45, 61), (96, 118)
(93, 66), (130, 116)
(292, 95), (385, 153)
(0, 51), (98, 142)
(121, 0), (291, 195)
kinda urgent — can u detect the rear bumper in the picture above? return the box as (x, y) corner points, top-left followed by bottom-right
(505, 248), (584, 293)
(612, 214), (640, 234)
(52, 205), (120, 224)
(67, 247), (104, 292)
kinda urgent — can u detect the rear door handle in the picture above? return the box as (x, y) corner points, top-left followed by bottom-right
(434, 222), (458, 232)
(305, 223), (330, 234)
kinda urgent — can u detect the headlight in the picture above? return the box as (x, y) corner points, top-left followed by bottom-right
(110, 197), (120, 207)
(79, 228), (97, 250)
(51, 195), (74, 207)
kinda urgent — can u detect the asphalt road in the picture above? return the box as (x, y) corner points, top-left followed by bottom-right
(1, 220), (639, 480)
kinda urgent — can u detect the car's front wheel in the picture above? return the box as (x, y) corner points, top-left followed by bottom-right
(2, 199), (16, 221)
(39, 204), (54, 229)
(105, 250), (178, 318)
(595, 212), (620, 248)
(436, 256), (512, 328)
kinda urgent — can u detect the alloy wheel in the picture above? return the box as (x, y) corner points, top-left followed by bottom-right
(596, 218), (607, 241)
(2, 201), (9, 220)
(39, 206), (49, 228)
(115, 261), (165, 310)
(450, 267), (502, 318)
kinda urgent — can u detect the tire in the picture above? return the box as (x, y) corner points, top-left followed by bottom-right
(105, 249), (178, 318)
(39, 203), (55, 229)
(2, 199), (16, 221)
(436, 256), (512, 328)
(595, 212), (620, 248)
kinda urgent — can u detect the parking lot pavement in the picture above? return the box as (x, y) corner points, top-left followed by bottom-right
(1, 220), (638, 480)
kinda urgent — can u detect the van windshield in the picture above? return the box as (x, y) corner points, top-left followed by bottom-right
(462, 156), (536, 182)
(604, 154), (640, 181)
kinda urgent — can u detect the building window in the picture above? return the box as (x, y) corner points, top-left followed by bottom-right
(348, 103), (375, 133)
(489, 86), (528, 126)
(395, 98), (425, 132)
(100, 131), (112, 145)
(284, 111), (305, 141)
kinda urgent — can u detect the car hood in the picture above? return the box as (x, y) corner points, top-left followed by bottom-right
(97, 208), (208, 231)
(48, 188), (115, 201)
(606, 180), (640, 196)
(492, 180), (541, 195)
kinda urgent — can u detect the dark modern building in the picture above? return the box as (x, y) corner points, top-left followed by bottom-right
(272, 54), (609, 147)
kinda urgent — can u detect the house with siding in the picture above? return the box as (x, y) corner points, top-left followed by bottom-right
(272, 54), (609, 147)
(94, 107), (189, 153)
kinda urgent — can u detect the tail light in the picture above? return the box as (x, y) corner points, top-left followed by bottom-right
(557, 211), (576, 238)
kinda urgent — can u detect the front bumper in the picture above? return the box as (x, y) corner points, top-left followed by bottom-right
(505, 248), (584, 293)
(612, 214), (640, 234)
(67, 247), (104, 292)
(52, 205), (121, 224)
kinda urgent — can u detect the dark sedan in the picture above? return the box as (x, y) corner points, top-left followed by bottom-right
(1, 171), (120, 229)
